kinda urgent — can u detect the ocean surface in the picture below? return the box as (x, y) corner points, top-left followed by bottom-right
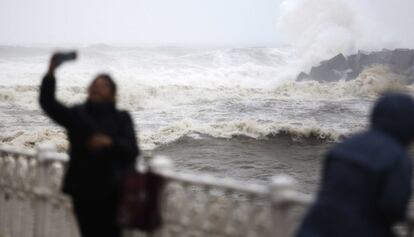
(1, 46), (411, 194)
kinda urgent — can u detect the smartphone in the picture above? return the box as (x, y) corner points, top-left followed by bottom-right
(56, 51), (77, 65)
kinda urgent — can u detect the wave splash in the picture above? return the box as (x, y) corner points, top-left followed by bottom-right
(276, 0), (414, 73)
(0, 64), (409, 111)
(1, 118), (361, 151)
(273, 65), (409, 99)
(0, 47), (408, 152)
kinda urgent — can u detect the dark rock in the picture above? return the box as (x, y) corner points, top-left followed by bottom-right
(296, 48), (414, 83)
(321, 53), (348, 71)
(347, 50), (387, 78)
(390, 49), (414, 72)
(366, 50), (392, 65)
(297, 72), (309, 81)
(355, 51), (370, 67)
(309, 53), (348, 82)
(346, 50), (393, 79)
(310, 65), (343, 82)
(407, 66), (414, 84)
(346, 54), (359, 79)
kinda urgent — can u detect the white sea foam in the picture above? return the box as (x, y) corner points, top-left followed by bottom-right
(276, 0), (414, 73)
(141, 115), (368, 150)
(1, 128), (68, 151)
(273, 65), (409, 99)
(0, 64), (408, 112)
(0, 46), (409, 151)
(1, 118), (361, 151)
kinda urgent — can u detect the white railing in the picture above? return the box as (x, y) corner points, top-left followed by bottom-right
(0, 144), (77, 237)
(0, 144), (412, 237)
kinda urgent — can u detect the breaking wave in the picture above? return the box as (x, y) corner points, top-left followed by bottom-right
(1, 118), (361, 151)
(276, 0), (414, 73)
(140, 119), (351, 149)
(0, 65), (410, 111)
(1, 128), (68, 152)
(0, 46), (408, 153)
(273, 65), (409, 99)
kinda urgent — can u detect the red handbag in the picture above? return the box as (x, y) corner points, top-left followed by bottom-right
(117, 169), (165, 232)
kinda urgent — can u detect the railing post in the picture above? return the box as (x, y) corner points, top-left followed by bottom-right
(149, 156), (173, 237)
(34, 143), (56, 237)
(269, 175), (297, 237)
(0, 150), (7, 237)
(149, 155), (174, 175)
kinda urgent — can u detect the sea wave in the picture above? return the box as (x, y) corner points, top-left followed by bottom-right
(0, 47), (405, 153)
(0, 128), (68, 152)
(0, 65), (410, 111)
(273, 65), (409, 99)
(139, 119), (360, 150)
(0, 119), (362, 151)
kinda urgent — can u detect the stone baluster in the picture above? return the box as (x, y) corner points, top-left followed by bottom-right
(269, 175), (298, 237)
(33, 143), (56, 237)
(5, 155), (16, 237)
(149, 155), (174, 175)
(12, 155), (28, 237)
(0, 152), (7, 236)
(148, 156), (173, 237)
(24, 157), (38, 237)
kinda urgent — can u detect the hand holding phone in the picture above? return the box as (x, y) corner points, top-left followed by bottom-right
(48, 51), (77, 75)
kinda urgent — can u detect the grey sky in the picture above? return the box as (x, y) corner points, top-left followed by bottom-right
(0, 0), (282, 46)
(2, 0), (412, 48)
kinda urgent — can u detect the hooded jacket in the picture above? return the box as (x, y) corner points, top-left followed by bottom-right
(296, 93), (414, 237)
(39, 74), (139, 200)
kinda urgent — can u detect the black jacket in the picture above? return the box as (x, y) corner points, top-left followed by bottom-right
(296, 93), (414, 237)
(40, 74), (139, 200)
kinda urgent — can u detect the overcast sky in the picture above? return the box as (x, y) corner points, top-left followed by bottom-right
(2, 0), (413, 48)
(0, 0), (282, 46)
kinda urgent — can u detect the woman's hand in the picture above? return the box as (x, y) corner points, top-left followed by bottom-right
(88, 133), (113, 151)
(47, 53), (62, 76)
(47, 52), (77, 76)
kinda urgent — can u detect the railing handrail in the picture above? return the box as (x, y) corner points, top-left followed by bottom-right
(0, 144), (69, 162)
(0, 144), (412, 237)
(0, 144), (37, 157)
(0, 145), (318, 207)
(159, 170), (269, 195)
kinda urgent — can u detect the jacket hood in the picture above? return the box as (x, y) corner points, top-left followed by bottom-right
(371, 92), (414, 145)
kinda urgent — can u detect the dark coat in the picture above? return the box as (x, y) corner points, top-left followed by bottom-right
(40, 74), (139, 200)
(296, 93), (414, 237)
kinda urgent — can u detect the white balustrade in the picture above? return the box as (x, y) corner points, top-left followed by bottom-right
(0, 144), (412, 237)
(0, 144), (78, 237)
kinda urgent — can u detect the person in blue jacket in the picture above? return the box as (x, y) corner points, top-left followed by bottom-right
(296, 92), (414, 237)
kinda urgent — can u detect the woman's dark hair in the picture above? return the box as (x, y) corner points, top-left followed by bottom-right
(94, 73), (117, 96)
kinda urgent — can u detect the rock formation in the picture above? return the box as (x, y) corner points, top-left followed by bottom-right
(297, 49), (414, 83)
